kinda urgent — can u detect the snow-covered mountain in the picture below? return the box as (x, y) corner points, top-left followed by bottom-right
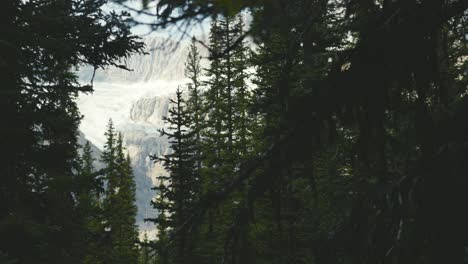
(77, 36), (208, 232)
(79, 37), (191, 84)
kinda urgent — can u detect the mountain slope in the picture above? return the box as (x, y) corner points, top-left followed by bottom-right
(77, 36), (208, 232)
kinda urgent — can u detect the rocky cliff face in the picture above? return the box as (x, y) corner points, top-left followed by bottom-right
(123, 96), (171, 231)
(130, 96), (170, 126)
(77, 36), (208, 232)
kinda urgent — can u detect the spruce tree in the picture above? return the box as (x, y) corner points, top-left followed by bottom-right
(195, 14), (255, 263)
(124, 1), (468, 263)
(101, 121), (139, 264)
(185, 39), (204, 172)
(151, 180), (171, 264)
(202, 17), (226, 187)
(139, 233), (152, 264)
(149, 87), (199, 264)
(203, 15), (252, 174)
(0, 0), (143, 262)
(149, 41), (207, 262)
(76, 141), (106, 264)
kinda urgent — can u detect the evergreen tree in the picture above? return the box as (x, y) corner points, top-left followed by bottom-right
(76, 141), (106, 264)
(5, 0), (462, 263)
(185, 39), (204, 172)
(139, 233), (152, 264)
(151, 180), (171, 264)
(202, 17), (226, 187)
(149, 87), (199, 264)
(195, 14), (255, 264)
(0, 0), (143, 262)
(202, 15), (252, 175)
(135, 0), (468, 263)
(101, 121), (139, 264)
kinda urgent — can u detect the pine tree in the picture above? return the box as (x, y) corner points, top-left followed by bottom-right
(151, 181), (171, 264)
(195, 14), (255, 264)
(0, 0), (143, 262)
(101, 121), (139, 264)
(149, 42), (207, 263)
(202, 17), (226, 187)
(76, 141), (106, 264)
(185, 39), (204, 173)
(139, 233), (152, 264)
(149, 87), (199, 264)
(101, 120), (118, 264)
(131, 1), (468, 263)
(203, 14), (253, 173)
(77, 141), (103, 208)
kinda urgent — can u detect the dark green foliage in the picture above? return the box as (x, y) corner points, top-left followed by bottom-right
(0, 0), (142, 262)
(138, 233), (152, 264)
(138, 0), (468, 263)
(150, 14), (256, 264)
(101, 121), (139, 264)
(148, 87), (200, 264)
(197, 15), (255, 264)
(76, 141), (106, 264)
(2, 0), (467, 262)
(185, 39), (204, 172)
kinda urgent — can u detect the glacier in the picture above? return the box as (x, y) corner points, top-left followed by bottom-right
(77, 35), (208, 233)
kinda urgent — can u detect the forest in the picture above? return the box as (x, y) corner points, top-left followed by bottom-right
(0, 0), (467, 263)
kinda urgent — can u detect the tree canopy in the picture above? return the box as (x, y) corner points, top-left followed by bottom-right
(133, 0), (468, 263)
